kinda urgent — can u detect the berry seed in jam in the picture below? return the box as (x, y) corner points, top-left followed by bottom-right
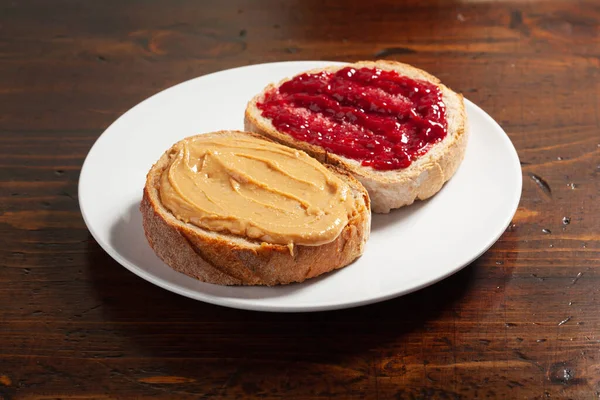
(256, 67), (447, 171)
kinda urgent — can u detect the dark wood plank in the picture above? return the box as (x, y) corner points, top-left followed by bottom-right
(0, 0), (599, 398)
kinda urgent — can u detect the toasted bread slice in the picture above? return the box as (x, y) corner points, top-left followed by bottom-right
(141, 130), (371, 286)
(245, 60), (469, 213)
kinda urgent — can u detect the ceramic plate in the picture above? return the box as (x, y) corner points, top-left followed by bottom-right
(79, 61), (522, 312)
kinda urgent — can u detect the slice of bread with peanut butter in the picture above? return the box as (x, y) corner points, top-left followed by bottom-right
(141, 130), (370, 286)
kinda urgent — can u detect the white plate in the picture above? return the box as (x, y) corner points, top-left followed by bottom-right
(79, 61), (522, 312)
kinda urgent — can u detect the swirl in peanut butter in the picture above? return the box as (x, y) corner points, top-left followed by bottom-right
(158, 135), (356, 246)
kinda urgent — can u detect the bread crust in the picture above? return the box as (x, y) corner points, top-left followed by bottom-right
(141, 130), (371, 286)
(244, 60), (469, 213)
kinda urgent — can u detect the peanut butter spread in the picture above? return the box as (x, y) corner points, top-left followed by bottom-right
(158, 135), (356, 246)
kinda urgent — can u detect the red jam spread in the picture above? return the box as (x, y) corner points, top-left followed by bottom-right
(257, 67), (447, 170)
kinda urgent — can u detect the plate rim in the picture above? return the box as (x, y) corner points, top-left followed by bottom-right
(79, 61), (522, 313)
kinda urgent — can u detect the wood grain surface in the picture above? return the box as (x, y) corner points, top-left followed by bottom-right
(1, 0), (599, 398)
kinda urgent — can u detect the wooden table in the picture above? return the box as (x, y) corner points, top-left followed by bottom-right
(1, 0), (599, 398)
